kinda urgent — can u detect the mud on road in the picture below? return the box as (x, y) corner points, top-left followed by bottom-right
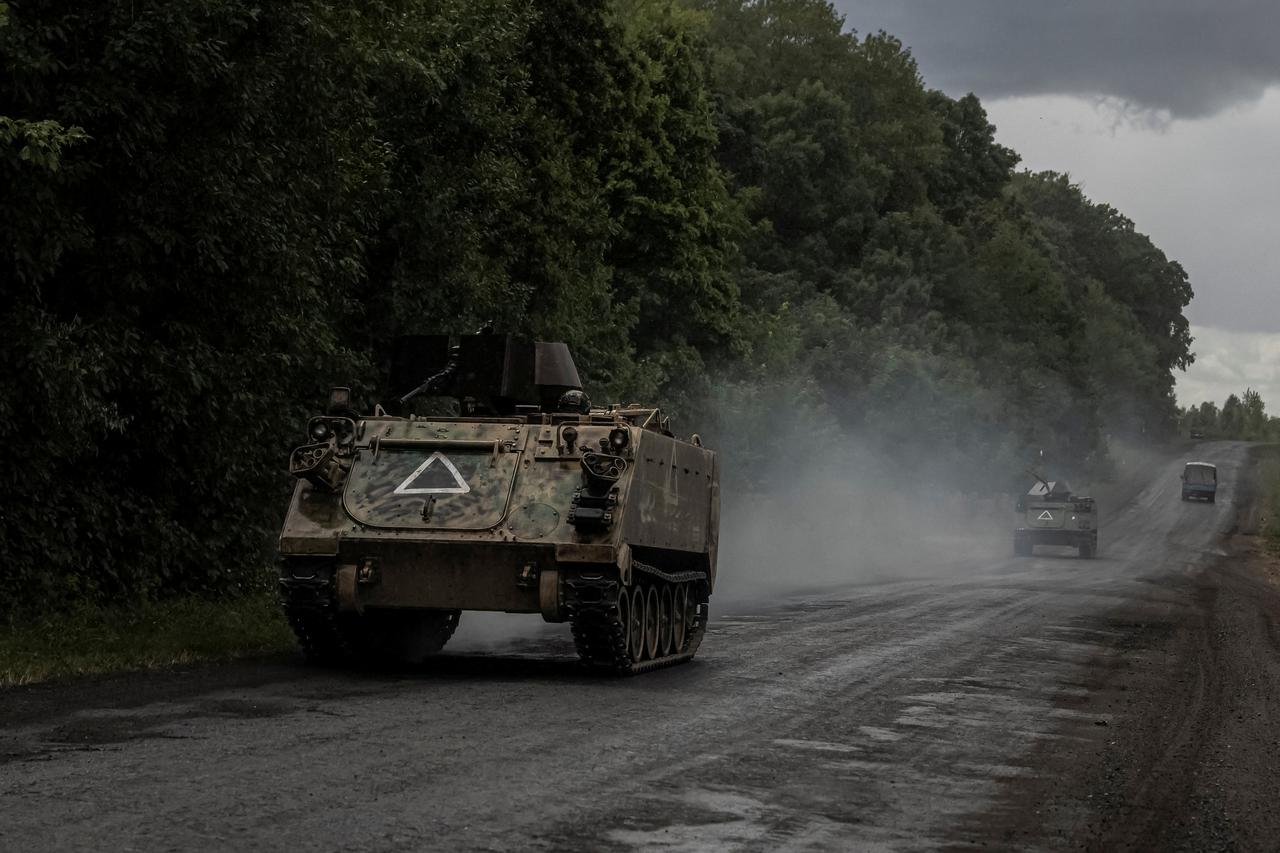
(965, 446), (1280, 852)
(2, 441), (1279, 851)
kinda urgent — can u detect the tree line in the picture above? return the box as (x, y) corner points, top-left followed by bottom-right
(0, 0), (1194, 612)
(1181, 390), (1280, 442)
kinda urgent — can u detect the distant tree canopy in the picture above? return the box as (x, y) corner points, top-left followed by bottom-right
(683, 0), (1192, 482)
(1181, 389), (1280, 442)
(0, 0), (1194, 612)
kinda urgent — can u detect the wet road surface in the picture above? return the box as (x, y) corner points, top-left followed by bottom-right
(0, 442), (1268, 851)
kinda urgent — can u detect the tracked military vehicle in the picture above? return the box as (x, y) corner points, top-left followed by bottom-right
(1013, 473), (1097, 559)
(277, 334), (719, 674)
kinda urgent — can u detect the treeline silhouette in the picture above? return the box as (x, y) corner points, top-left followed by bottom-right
(1181, 390), (1280, 442)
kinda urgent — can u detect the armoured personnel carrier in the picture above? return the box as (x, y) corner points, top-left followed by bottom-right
(277, 334), (719, 674)
(1013, 473), (1097, 559)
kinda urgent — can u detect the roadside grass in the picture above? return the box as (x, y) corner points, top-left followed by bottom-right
(0, 593), (296, 688)
(1261, 446), (1280, 557)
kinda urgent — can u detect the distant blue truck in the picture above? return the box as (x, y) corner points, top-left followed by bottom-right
(1180, 462), (1217, 503)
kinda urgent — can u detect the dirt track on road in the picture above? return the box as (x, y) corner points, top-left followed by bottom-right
(3, 441), (1278, 851)
(963, 447), (1280, 851)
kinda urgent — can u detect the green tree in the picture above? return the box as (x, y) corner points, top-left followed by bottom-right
(1221, 394), (1244, 438)
(0, 0), (741, 612)
(1242, 388), (1267, 440)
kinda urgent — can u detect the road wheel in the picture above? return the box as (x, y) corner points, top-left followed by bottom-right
(672, 584), (688, 651)
(628, 585), (645, 663)
(657, 585), (674, 656)
(644, 585), (660, 660)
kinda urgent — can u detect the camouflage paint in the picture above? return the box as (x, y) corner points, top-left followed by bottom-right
(279, 412), (718, 614)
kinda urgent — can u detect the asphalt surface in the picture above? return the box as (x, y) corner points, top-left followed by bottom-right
(1, 441), (1272, 852)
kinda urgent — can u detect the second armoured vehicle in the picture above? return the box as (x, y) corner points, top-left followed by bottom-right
(1013, 473), (1098, 559)
(277, 333), (719, 675)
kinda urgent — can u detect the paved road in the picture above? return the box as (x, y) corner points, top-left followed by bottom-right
(0, 443), (1256, 851)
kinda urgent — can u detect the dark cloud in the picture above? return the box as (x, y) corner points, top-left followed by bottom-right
(835, 1), (1280, 117)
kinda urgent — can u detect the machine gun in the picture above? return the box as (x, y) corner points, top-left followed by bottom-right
(1025, 468), (1071, 500)
(390, 333), (582, 415)
(1017, 468), (1072, 512)
(399, 346), (460, 406)
(1026, 467), (1052, 493)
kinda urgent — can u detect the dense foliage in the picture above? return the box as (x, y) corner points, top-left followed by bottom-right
(1181, 390), (1280, 442)
(0, 0), (1194, 612)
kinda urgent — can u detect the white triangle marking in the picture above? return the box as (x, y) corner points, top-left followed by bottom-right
(1037, 510), (1054, 520)
(393, 452), (471, 495)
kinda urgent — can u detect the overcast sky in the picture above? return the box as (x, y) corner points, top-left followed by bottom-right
(835, 0), (1280, 409)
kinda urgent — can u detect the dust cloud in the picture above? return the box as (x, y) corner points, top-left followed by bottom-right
(446, 430), (1017, 649)
(711, 423), (1184, 610)
(447, 425), (1171, 647)
(714, 437), (1011, 610)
